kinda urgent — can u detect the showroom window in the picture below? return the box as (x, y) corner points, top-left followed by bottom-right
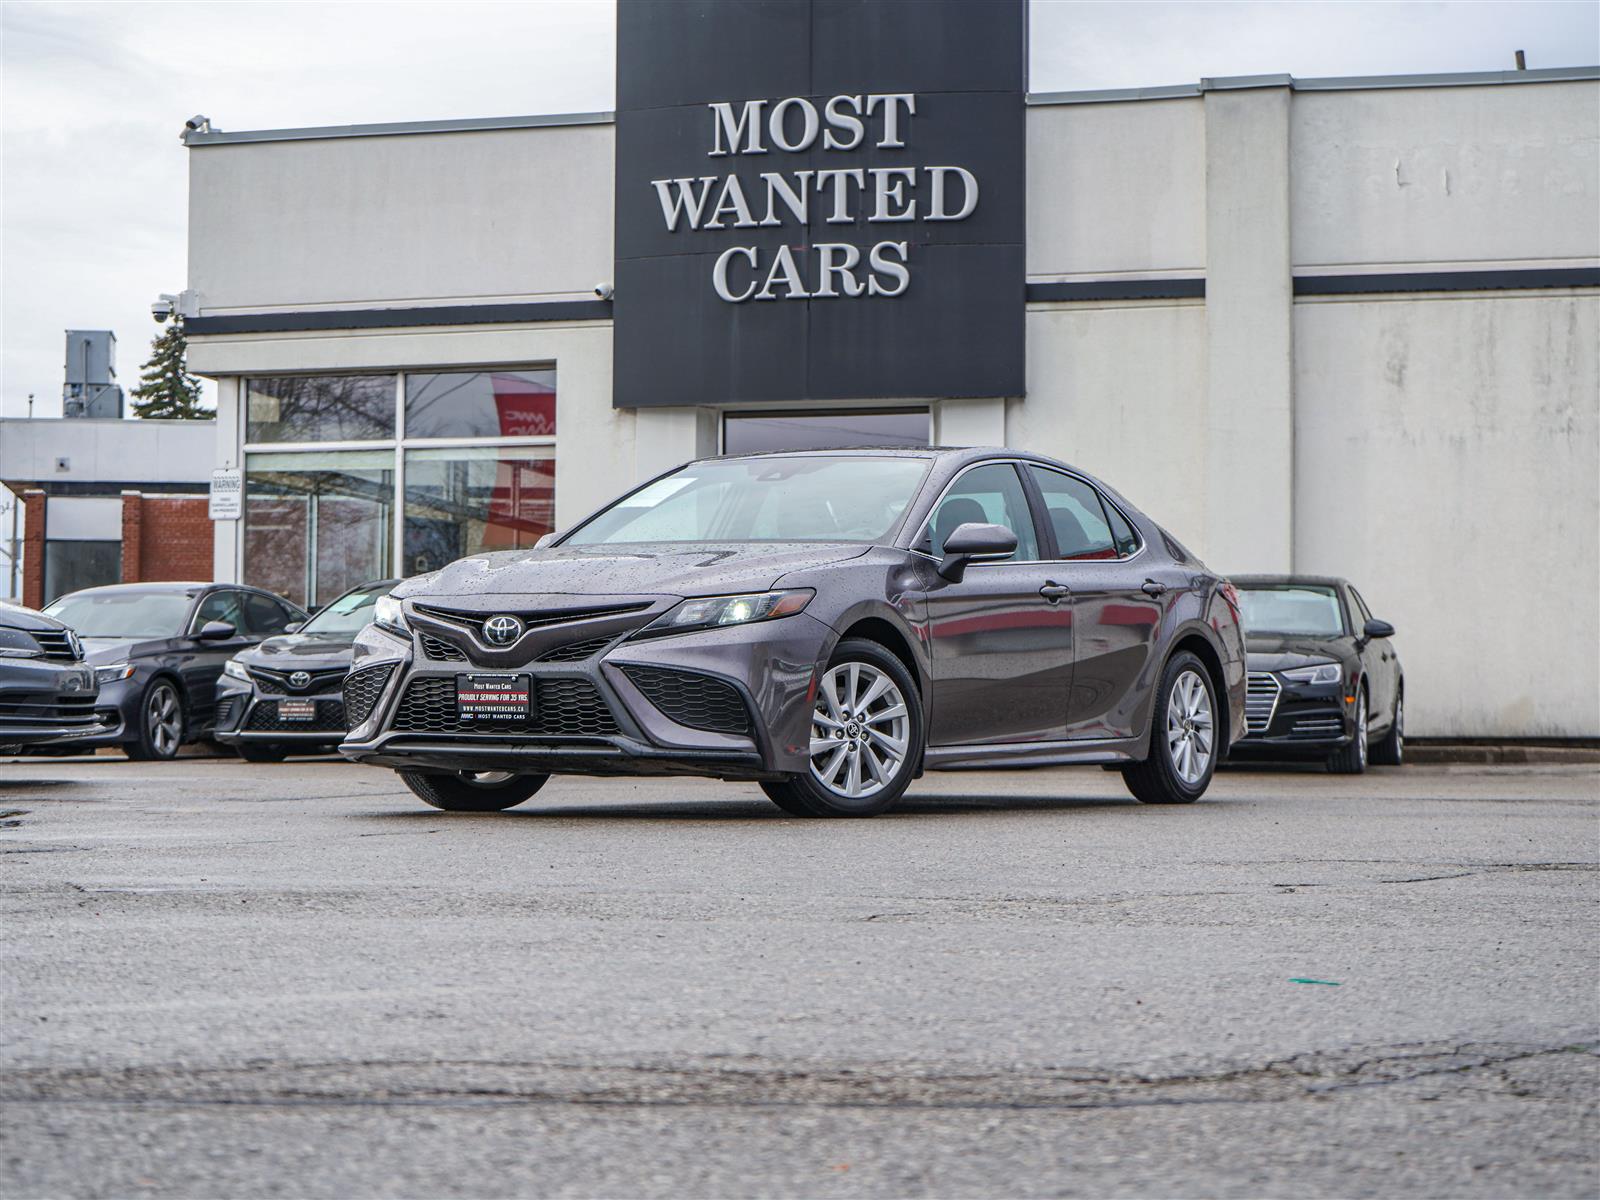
(722, 409), (929, 453)
(240, 369), (556, 608)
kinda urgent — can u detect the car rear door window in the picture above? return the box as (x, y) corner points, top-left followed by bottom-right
(1027, 467), (1118, 560)
(243, 592), (296, 636)
(925, 463), (1039, 560)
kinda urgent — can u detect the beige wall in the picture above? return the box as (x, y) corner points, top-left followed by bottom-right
(188, 124), (614, 312)
(1294, 290), (1600, 738)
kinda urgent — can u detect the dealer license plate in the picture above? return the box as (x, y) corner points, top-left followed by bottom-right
(277, 698), (317, 721)
(456, 674), (533, 722)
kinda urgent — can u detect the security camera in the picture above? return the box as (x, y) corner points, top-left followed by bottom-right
(184, 114), (212, 133)
(151, 297), (175, 323)
(594, 282), (614, 301)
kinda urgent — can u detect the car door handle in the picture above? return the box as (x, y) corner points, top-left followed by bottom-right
(1039, 582), (1070, 603)
(1141, 580), (1167, 597)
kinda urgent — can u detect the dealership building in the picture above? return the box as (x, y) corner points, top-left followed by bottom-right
(174, 2), (1597, 740)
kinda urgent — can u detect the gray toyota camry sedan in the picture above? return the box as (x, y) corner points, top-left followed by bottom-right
(340, 448), (1247, 816)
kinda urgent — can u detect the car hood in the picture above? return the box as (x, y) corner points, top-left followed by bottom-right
(1245, 632), (1358, 673)
(239, 632), (354, 671)
(0, 601), (69, 633)
(396, 542), (873, 601)
(80, 636), (173, 665)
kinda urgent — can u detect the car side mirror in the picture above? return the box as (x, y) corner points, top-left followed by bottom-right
(284, 622), (304, 634)
(196, 620), (236, 642)
(937, 522), (1018, 582)
(1363, 618), (1395, 639)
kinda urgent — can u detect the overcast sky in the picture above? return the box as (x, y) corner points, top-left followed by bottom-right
(2, 0), (1596, 420)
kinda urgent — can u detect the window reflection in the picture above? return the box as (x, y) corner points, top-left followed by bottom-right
(405, 370), (556, 440)
(244, 451), (394, 610)
(403, 447), (554, 576)
(246, 375), (395, 443)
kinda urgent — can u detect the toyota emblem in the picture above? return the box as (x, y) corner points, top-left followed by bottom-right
(483, 615), (524, 646)
(288, 671), (311, 690)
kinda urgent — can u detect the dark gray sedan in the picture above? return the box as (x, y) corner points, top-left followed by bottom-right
(340, 448), (1247, 815)
(44, 583), (308, 759)
(214, 580), (398, 761)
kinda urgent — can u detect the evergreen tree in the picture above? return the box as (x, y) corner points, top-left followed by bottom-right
(130, 319), (207, 419)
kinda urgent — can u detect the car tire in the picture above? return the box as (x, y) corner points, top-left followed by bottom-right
(237, 743), (288, 763)
(1122, 651), (1218, 805)
(398, 769), (549, 812)
(1369, 690), (1403, 767)
(761, 637), (924, 818)
(124, 679), (184, 761)
(1327, 689), (1369, 774)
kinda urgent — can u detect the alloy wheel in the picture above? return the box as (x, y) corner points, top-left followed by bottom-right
(146, 684), (182, 758)
(1165, 669), (1214, 785)
(1356, 694), (1369, 765)
(809, 661), (910, 800)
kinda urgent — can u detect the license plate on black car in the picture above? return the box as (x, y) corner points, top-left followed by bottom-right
(277, 699), (316, 721)
(456, 674), (533, 721)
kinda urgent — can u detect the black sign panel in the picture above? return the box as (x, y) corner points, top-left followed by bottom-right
(613, 0), (1026, 409)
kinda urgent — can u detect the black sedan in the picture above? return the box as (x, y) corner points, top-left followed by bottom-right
(1231, 575), (1403, 773)
(43, 583), (308, 760)
(340, 447), (1247, 815)
(214, 579), (398, 761)
(0, 600), (110, 754)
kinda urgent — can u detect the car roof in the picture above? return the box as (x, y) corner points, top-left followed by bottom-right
(1232, 574), (1349, 589)
(695, 445), (1084, 470)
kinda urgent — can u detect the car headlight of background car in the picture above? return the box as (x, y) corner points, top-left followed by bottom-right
(0, 627), (42, 658)
(1280, 661), (1341, 685)
(94, 662), (137, 685)
(222, 658), (250, 682)
(636, 590), (814, 639)
(373, 595), (409, 635)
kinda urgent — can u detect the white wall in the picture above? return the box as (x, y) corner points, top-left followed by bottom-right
(1027, 98), (1205, 280)
(0, 418), (215, 486)
(1294, 290), (1600, 738)
(1292, 81), (1600, 270)
(188, 124), (614, 312)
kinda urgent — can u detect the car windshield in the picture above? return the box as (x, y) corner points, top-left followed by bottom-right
(1238, 586), (1347, 638)
(563, 456), (930, 545)
(300, 583), (393, 635)
(45, 590), (194, 638)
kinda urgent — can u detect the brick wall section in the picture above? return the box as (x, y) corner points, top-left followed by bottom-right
(20, 491), (46, 609)
(119, 492), (212, 583)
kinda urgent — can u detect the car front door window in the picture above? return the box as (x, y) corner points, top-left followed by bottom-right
(190, 590), (245, 635)
(925, 463), (1040, 560)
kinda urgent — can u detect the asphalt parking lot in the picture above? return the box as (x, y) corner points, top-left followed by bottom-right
(1, 755), (1595, 1199)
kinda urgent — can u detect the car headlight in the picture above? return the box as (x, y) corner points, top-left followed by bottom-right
(1281, 661), (1341, 685)
(222, 658), (250, 682)
(373, 595), (409, 634)
(95, 662), (137, 685)
(637, 590), (814, 639)
(0, 627), (41, 658)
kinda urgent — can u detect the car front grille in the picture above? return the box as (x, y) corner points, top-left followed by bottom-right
(0, 693), (101, 728)
(537, 634), (616, 663)
(414, 601), (651, 634)
(243, 699), (347, 733)
(343, 665), (394, 727)
(249, 668), (348, 695)
(29, 630), (80, 661)
(1244, 672), (1281, 735)
(621, 665), (750, 734)
(418, 632), (468, 662)
(390, 675), (618, 738)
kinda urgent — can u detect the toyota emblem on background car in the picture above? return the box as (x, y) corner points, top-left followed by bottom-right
(288, 671), (311, 690)
(483, 615), (524, 646)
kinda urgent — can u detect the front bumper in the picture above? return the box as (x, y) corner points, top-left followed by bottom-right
(1235, 671), (1356, 756)
(214, 677), (349, 744)
(0, 660), (114, 751)
(338, 607), (835, 780)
